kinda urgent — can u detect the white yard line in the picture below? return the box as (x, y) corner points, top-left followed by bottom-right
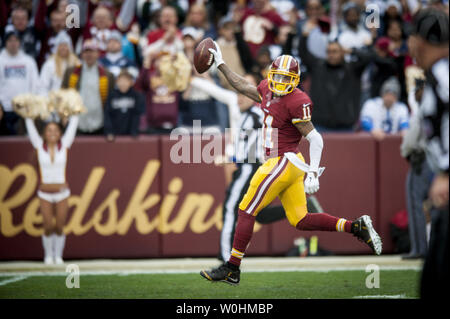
(0, 256), (423, 276)
(0, 266), (421, 278)
(353, 294), (413, 299)
(0, 275), (28, 287)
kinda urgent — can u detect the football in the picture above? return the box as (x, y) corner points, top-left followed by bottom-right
(193, 37), (215, 74)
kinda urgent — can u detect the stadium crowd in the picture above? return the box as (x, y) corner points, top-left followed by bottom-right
(0, 0), (448, 137)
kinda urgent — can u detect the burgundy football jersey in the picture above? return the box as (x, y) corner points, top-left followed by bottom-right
(257, 79), (313, 158)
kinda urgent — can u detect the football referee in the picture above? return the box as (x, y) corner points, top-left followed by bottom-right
(409, 7), (449, 300)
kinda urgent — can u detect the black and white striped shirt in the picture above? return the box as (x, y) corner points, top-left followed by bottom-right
(421, 57), (449, 174)
(233, 106), (265, 164)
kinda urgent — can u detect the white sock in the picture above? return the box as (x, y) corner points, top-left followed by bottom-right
(54, 234), (66, 259)
(42, 235), (54, 259)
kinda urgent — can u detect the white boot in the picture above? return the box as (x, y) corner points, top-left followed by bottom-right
(42, 235), (54, 265)
(54, 234), (66, 265)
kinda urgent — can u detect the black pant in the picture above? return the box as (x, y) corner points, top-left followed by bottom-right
(421, 205), (449, 300)
(0, 111), (21, 135)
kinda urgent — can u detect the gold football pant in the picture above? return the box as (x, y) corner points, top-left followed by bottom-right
(238, 153), (308, 227)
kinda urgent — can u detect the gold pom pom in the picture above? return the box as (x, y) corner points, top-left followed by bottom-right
(12, 94), (51, 120)
(48, 88), (87, 117)
(159, 52), (192, 92)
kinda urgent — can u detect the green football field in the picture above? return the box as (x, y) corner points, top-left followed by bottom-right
(0, 269), (420, 299)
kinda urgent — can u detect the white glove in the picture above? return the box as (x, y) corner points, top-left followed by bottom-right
(304, 171), (320, 194)
(208, 41), (224, 69)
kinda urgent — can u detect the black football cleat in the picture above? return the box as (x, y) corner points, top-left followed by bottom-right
(200, 263), (240, 286)
(352, 215), (382, 255)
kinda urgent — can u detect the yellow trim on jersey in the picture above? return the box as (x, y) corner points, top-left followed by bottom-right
(292, 118), (311, 124)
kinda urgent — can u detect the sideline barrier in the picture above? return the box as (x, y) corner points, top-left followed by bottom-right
(0, 133), (408, 259)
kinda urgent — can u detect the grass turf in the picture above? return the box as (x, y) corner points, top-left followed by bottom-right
(0, 270), (420, 299)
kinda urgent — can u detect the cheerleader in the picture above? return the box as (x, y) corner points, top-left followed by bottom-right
(25, 115), (78, 265)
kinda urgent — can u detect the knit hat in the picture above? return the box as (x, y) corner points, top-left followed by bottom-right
(380, 77), (401, 98)
(52, 31), (73, 53)
(3, 30), (20, 43)
(107, 30), (123, 43)
(342, 2), (359, 16)
(182, 27), (204, 42)
(412, 8), (449, 45)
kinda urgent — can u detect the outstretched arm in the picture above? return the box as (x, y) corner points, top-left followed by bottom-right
(208, 42), (261, 104)
(217, 64), (261, 103)
(190, 77), (241, 130)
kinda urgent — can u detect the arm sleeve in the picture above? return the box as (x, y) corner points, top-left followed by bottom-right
(25, 118), (43, 149)
(360, 100), (375, 132)
(400, 111), (422, 158)
(282, 31), (296, 56)
(103, 95), (113, 135)
(145, 38), (165, 56)
(34, 0), (48, 34)
(0, 0), (8, 32)
(234, 30), (254, 74)
(116, 0), (137, 31)
(350, 47), (374, 76)
(190, 77), (240, 130)
(61, 115), (79, 148)
(398, 105), (410, 131)
(298, 33), (318, 70)
(129, 93), (142, 136)
(305, 129), (323, 173)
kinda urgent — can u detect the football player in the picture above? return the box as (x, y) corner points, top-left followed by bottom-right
(200, 43), (383, 285)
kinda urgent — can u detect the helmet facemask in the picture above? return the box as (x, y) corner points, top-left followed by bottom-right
(268, 70), (299, 96)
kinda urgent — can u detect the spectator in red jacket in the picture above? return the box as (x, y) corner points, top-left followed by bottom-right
(144, 5), (183, 67)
